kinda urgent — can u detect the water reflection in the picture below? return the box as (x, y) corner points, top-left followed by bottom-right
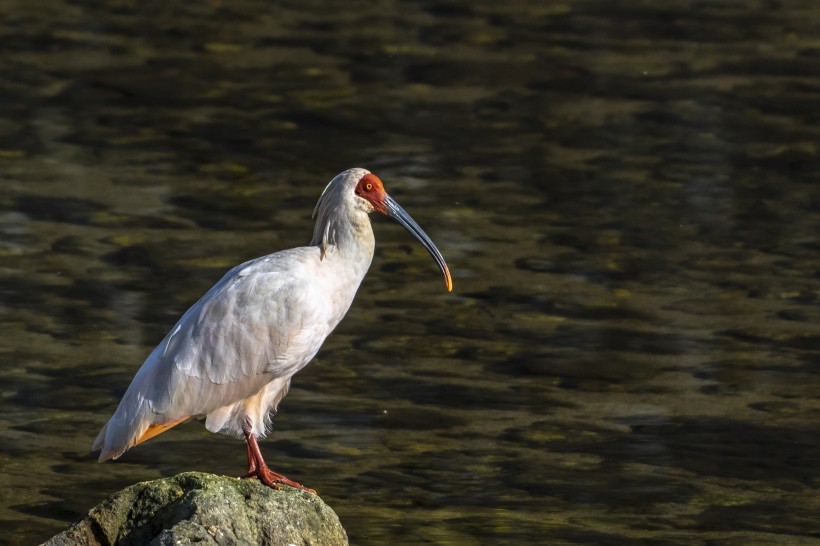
(2, 0), (819, 545)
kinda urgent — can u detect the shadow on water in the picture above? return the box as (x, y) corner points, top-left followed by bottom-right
(1, 0), (820, 545)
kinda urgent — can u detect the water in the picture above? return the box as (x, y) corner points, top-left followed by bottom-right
(2, 1), (819, 544)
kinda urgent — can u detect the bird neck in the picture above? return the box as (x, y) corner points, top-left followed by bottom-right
(310, 202), (375, 270)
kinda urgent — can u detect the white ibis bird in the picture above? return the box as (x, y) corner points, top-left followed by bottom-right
(93, 168), (451, 492)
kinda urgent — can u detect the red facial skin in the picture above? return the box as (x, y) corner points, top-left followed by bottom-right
(355, 173), (388, 213)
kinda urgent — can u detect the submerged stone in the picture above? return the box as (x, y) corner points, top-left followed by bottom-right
(42, 472), (348, 546)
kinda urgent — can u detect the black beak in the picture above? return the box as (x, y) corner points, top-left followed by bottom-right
(383, 196), (453, 292)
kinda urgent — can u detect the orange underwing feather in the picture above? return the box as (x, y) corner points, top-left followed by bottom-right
(134, 417), (188, 446)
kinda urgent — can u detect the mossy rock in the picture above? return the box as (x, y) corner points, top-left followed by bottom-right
(42, 472), (348, 545)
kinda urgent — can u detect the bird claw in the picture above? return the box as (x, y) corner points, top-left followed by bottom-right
(244, 466), (317, 494)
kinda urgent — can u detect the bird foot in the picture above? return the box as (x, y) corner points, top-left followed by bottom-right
(243, 465), (316, 494)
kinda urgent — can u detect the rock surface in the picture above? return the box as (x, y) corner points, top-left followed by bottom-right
(42, 472), (348, 546)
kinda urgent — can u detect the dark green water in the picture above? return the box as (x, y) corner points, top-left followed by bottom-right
(2, 1), (819, 544)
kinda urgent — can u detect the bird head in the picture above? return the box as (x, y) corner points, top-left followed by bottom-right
(353, 171), (453, 292)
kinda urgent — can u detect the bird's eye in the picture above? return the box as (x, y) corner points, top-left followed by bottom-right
(365, 183), (373, 191)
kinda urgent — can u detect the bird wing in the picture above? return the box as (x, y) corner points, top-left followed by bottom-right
(94, 247), (330, 461)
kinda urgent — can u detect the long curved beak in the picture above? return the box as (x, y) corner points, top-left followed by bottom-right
(383, 196), (453, 292)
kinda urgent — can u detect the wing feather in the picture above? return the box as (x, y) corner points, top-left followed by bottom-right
(95, 247), (331, 461)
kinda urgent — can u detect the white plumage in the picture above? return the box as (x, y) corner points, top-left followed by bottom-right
(93, 168), (451, 491)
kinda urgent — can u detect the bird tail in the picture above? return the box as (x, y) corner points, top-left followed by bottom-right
(91, 422), (109, 458)
(93, 414), (188, 462)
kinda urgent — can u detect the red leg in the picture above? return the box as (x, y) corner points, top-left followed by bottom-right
(241, 418), (316, 494)
(245, 440), (258, 475)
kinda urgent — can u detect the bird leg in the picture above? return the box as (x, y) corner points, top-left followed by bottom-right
(241, 418), (316, 494)
(245, 440), (258, 475)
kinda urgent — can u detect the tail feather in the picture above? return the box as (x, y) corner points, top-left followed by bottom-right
(94, 414), (136, 462)
(94, 413), (188, 462)
(92, 421), (108, 454)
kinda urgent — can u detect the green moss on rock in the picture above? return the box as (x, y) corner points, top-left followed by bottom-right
(42, 472), (348, 545)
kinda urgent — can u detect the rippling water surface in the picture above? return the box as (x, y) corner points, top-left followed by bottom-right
(2, 1), (819, 544)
